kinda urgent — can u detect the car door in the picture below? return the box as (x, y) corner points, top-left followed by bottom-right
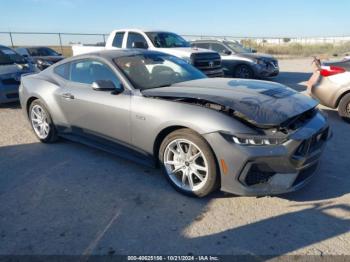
(56, 58), (131, 145)
(209, 43), (233, 75)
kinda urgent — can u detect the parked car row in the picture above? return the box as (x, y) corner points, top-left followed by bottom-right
(0, 45), (37, 103)
(15, 47), (64, 70)
(1, 29), (281, 106)
(72, 29), (225, 78)
(72, 29), (280, 79)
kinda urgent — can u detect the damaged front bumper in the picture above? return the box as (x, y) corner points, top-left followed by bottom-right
(203, 111), (330, 196)
(253, 62), (279, 78)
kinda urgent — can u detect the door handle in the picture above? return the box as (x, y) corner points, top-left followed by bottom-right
(62, 93), (74, 99)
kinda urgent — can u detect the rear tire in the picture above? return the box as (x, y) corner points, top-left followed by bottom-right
(29, 100), (58, 143)
(338, 93), (350, 122)
(159, 128), (219, 197)
(234, 64), (254, 79)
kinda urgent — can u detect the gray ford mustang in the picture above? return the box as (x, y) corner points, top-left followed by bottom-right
(19, 50), (330, 197)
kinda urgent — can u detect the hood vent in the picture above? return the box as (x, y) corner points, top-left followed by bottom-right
(260, 87), (294, 98)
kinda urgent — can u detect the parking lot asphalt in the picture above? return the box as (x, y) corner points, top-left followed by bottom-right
(0, 58), (349, 256)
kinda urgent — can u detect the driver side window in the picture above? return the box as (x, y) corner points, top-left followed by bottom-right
(69, 60), (121, 88)
(210, 43), (228, 54)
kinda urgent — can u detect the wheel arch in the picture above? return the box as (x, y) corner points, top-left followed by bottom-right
(335, 89), (350, 108)
(152, 125), (221, 186)
(153, 125), (187, 166)
(26, 96), (39, 116)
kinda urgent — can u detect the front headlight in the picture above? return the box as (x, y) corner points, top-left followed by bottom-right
(232, 135), (287, 146)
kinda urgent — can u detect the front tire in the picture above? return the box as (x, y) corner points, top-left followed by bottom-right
(338, 93), (350, 122)
(29, 100), (58, 143)
(233, 64), (254, 79)
(159, 129), (219, 197)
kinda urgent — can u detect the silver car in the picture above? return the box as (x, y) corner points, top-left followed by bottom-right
(308, 57), (350, 121)
(20, 50), (330, 197)
(0, 45), (37, 104)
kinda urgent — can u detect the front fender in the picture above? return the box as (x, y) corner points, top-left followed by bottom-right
(130, 95), (255, 155)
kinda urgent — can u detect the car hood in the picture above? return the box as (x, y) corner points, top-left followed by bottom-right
(235, 52), (276, 61)
(156, 47), (217, 58)
(141, 78), (318, 127)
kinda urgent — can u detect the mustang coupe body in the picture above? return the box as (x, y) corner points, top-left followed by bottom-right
(20, 50), (330, 197)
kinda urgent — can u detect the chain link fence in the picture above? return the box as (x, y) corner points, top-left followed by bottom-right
(0, 32), (109, 56)
(1, 32), (350, 57)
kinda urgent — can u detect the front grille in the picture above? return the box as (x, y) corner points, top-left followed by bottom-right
(294, 127), (329, 157)
(244, 163), (276, 186)
(292, 163), (318, 186)
(191, 52), (223, 77)
(1, 78), (20, 85)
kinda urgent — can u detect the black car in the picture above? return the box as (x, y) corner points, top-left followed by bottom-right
(191, 40), (279, 79)
(15, 47), (64, 71)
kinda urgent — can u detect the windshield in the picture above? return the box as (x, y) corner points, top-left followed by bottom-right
(114, 53), (206, 90)
(146, 32), (190, 48)
(28, 47), (60, 56)
(224, 41), (251, 53)
(0, 46), (27, 65)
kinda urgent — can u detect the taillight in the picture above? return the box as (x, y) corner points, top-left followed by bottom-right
(320, 66), (346, 77)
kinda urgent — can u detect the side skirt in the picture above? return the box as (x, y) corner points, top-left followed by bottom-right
(59, 132), (156, 168)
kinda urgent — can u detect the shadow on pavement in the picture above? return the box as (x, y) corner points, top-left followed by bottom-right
(272, 72), (312, 91)
(0, 139), (349, 256)
(0, 101), (21, 109)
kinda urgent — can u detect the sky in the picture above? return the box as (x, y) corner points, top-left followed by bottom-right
(0, 0), (349, 38)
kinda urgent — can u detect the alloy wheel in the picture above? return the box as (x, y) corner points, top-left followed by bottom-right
(347, 102), (350, 114)
(30, 104), (50, 139)
(163, 139), (209, 192)
(236, 66), (252, 78)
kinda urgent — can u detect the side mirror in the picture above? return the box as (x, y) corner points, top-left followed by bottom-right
(132, 41), (148, 49)
(222, 50), (232, 55)
(92, 80), (123, 94)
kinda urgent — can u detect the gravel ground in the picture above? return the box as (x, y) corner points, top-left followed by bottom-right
(0, 58), (349, 257)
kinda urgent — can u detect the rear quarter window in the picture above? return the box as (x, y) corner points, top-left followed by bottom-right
(112, 32), (125, 48)
(54, 63), (69, 79)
